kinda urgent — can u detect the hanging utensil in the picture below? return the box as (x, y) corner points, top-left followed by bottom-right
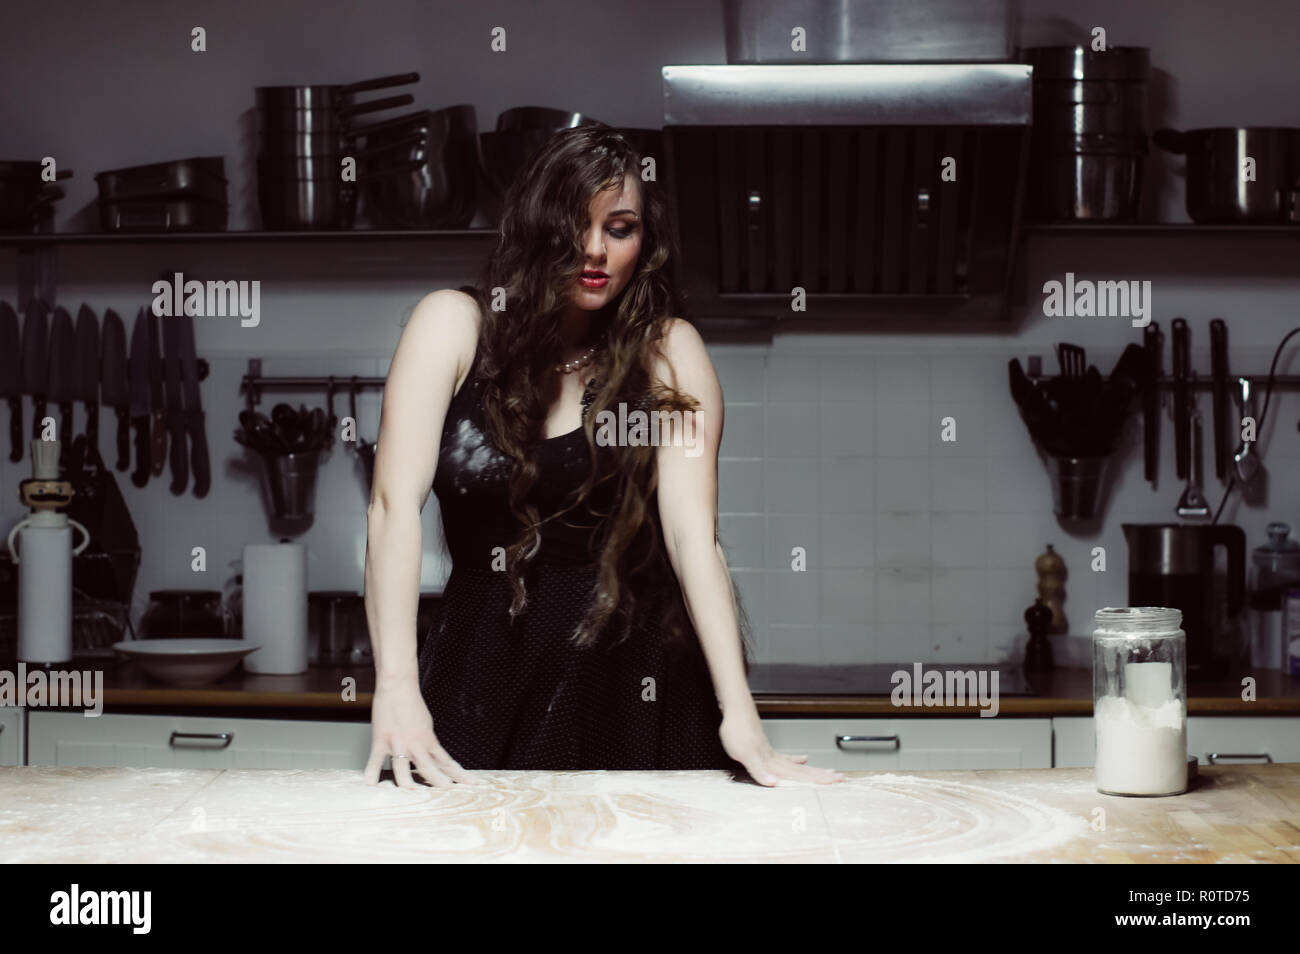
(48, 307), (76, 468)
(1233, 376), (1262, 484)
(349, 377), (376, 494)
(1057, 342), (1085, 378)
(0, 301), (22, 461)
(1208, 318), (1228, 482)
(1141, 322), (1161, 485)
(100, 308), (130, 471)
(1171, 318), (1190, 481)
(1176, 403), (1210, 518)
(128, 308), (152, 487)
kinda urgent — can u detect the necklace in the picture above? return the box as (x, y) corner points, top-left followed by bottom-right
(553, 343), (599, 375)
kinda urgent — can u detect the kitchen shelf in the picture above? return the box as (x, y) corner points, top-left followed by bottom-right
(0, 228), (500, 247)
(1025, 222), (1300, 237)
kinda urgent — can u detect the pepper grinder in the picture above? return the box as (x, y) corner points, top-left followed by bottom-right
(1023, 598), (1055, 673)
(1035, 544), (1067, 634)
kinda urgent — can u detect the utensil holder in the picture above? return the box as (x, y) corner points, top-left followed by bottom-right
(259, 450), (322, 519)
(1046, 454), (1109, 519)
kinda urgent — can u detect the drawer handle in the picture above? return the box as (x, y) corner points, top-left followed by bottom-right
(1206, 752), (1272, 764)
(169, 731), (233, 750)
(835, 734), (900, 751)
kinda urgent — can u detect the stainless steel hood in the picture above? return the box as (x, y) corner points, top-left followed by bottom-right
(661, 63), (1034, 328)
(664, 64), (1032, 125)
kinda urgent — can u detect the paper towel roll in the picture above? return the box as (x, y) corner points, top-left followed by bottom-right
(241, 543), (308, 674)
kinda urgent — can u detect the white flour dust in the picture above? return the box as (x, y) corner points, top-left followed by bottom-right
(822, 773), (1089, 862)
(444, 419), (500, 493)
(557, 771), (1089, 863)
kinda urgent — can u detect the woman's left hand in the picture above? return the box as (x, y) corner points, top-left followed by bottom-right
(719, 711), (846, 786)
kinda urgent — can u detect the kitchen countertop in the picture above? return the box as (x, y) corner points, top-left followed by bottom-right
(52, 661), (1300, 717)
(0, 763), (1295, 862)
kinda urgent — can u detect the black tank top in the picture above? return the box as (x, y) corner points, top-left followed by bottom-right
(432, 345), (618, 568)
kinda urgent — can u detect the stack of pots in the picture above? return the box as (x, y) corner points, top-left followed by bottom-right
(1023, 46), (1151, 222)
(255, 73), (419, 230)
(355, 105), (481, 229)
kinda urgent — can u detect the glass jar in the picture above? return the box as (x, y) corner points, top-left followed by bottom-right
(1092, 606), (1188, 796)
(1248, 522), (1300, 670)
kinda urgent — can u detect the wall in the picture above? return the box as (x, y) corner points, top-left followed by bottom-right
(1, 0), (1297, 666)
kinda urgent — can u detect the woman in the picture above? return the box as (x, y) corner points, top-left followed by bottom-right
(363, 122), (843, 789)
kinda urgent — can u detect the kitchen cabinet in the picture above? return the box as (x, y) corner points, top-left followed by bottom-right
(0, 707), (23, 765)
(1053, 716), (1300, 767)
(761, 717), (1052, 770)
(27, 711), (371, 769)
(24, 711), (1052, 770)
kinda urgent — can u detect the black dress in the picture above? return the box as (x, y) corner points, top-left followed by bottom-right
(417, 345), (740, 771)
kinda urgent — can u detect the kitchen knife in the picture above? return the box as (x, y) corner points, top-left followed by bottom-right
(0, 301), (23, 461)
(1209, 318), (1228, 481)
(161, 312), (188, 494)
(74, 304), (101, 467)
(100, 308), (131, 470)
(147, 309), (167, 475)
(48, 306), (76, 467)
(177, 311), (210, 497)
(128, 308), (152, 487)
(1171, 318), (1189, 481)
(21, 300), (47, 449)
(1142, 322), (1160, 485)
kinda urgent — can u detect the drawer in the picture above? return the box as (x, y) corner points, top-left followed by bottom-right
(27, 711), (372, 769)
(1053, 716), (1300, 767)
(0, 707), (23, 765)
(761, 717), (1052, 770)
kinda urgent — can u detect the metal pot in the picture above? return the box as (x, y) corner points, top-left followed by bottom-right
(1023, 46), (1150, 137)
(254, 73), (418, 114)
(1024, 46), (1150, 222)
(495, 106), (587, 132)
(1154, 126), (1300, 223)
(1032, 132), (1146, 221)
(94, 156), (227, 202)
(358, 104), (480, 228)
(257, 174), (357, 230)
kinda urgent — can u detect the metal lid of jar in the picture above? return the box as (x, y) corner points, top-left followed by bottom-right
(1251, 521), (1300, 576)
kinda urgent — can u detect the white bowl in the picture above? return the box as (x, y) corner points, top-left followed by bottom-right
(112, 639), (260, 688)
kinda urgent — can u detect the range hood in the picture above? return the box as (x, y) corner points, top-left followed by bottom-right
(661, 64), (1033, 329)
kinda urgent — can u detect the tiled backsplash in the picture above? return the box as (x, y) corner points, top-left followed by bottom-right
(712, 346), (1300, 667)
(5, 337), (1293, 669)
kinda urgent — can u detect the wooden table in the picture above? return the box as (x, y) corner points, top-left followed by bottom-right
(1, 763), (1295, 863)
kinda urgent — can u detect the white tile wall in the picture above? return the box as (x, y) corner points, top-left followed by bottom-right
(715, 347), (1300, 668)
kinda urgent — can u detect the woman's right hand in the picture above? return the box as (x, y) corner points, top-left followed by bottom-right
(364, 677), (482, 789)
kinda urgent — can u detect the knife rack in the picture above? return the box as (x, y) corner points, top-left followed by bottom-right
(240, 358), (383, 410)
(1025, 373), (1300, 389)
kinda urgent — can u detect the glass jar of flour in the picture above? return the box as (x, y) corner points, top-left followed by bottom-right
(1092, 607), (1188, 796)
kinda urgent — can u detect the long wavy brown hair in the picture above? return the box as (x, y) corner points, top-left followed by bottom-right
(455, 121), (751, 673)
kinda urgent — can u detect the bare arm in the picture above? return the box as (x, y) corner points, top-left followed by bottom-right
(652, 319), (842, 786)
(362, 288), (480, 788)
